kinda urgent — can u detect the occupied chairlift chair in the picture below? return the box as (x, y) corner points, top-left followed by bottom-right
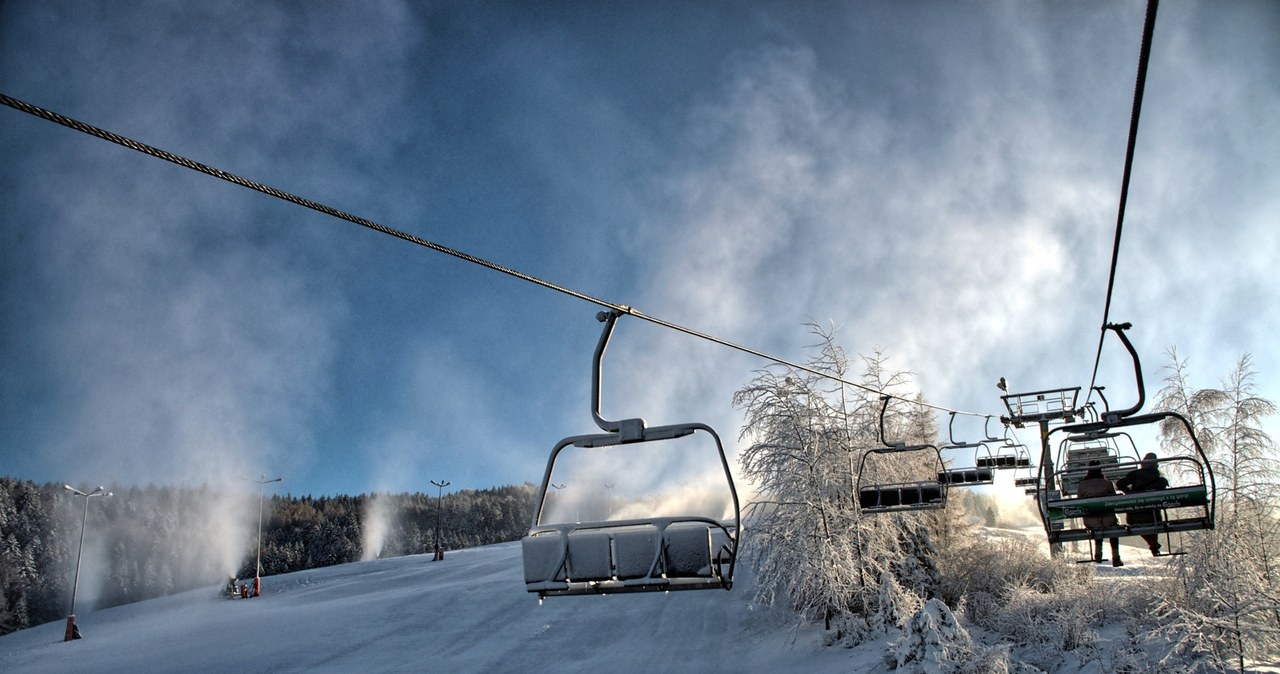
(936, 413), (994, 487)
(1037, 323), (1216, 547)
(521, 310), (741, 599)
(857, 396), (947, 513)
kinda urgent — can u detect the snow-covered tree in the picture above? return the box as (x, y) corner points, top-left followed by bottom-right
(734, 324), (953, 642)
(887, 598), (1014, 674)
(1153, 351), (1280, 672)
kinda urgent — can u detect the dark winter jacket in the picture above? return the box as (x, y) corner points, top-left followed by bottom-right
(1116, 465), (1168, 494)
(1116, 463), (1168, 526)
(1076, 470), (1120, 529)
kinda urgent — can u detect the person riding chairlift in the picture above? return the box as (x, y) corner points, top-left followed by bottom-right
(1076, 461), (1123, 567)
(1116, 452), (1169, 556)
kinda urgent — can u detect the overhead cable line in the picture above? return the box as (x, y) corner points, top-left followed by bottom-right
(1083, 0), (1159, 409)
(1, 92), (985, 417)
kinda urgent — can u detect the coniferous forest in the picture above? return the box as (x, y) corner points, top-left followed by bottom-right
(0, 481), (536, 635)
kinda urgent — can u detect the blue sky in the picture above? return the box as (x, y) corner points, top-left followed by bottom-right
(2, 1), (1276, 499)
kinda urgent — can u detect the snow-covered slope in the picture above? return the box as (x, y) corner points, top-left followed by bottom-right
(0, 542), (875, 673)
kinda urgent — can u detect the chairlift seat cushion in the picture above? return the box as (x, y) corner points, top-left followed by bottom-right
(977, 455), (1022, 469)
(939, 469), (993, 485)
(860, 486), (901, 509)
(522, 532), (567, 584)
(567, 531), (614, 581)
(860, 483), (943, 511)
(664, 524), (713, 577)
(612, 527), (661, 580)
(900, 486), (926, 506)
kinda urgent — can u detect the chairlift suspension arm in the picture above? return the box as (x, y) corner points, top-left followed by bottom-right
(984, 415), (1003, 444)
(1103, 322), (1145, 422)
(1093, 386), (1110, 414)
(591, 310), (626, 434)
(878, 396), (895, 449)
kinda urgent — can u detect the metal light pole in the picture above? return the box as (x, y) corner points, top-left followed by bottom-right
(63, 484), (111, 641)
(431, 479), (450, 561)
(244, 474), (282, 597)
(605, 482), (615, 519)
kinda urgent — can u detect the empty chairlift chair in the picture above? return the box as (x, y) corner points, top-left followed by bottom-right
(975, 422), (1033, 471)
(521, 311), (741, 599)
(937, 413), (993, 488)
(857, 397), (947, 514)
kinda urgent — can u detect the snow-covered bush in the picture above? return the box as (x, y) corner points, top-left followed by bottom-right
(936, 536), (1088, 612)
(886, 598), (1036, 674)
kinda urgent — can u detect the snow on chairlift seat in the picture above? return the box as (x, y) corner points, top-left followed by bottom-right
(522, 516), (735, 597)
(521, 310), (740, 599)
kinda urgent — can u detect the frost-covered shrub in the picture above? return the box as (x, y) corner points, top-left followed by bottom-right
(894, 525), (942, 599)
(873, 571), (921, 635)
(936, 536), (1088, 608)
(888, 598), (973, 672)
(886, 598), (1033, 674)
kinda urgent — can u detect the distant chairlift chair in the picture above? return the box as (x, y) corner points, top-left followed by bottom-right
(857, 396), (947, 513)
(976, 423), (1032, 471)
(936, 412), (994, 488)
(521, 310), (741, 599)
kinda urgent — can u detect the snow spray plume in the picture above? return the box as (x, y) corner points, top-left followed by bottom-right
(361, 493), (398, 561)
(61, 484), (255, 612)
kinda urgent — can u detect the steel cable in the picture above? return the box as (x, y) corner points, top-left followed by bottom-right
(1, 92), (986, 417)
(1083, 0), (1159, 408)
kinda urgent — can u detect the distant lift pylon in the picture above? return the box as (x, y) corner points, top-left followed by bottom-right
(521, 311), (741, 599)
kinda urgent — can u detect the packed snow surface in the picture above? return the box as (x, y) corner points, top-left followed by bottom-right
(0, 541), (874, 673)
(2, 529), (1204, 673)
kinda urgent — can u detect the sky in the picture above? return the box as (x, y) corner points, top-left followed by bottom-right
(0, 533), (1167, 672)
(1, 1), (1277, 500)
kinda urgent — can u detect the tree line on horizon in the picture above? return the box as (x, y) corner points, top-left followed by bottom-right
(0, 481), (537, 636)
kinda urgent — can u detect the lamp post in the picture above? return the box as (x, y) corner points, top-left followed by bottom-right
(63, 484), (111, 641)
(604, 482), (615, 519)
(431, 479), (450, 561)
(244, 474), (282, 597)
